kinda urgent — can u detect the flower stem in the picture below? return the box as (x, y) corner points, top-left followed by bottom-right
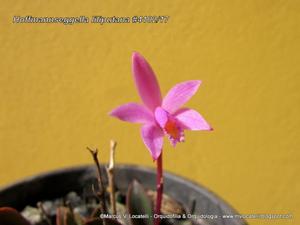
(155, 152), (163, 225)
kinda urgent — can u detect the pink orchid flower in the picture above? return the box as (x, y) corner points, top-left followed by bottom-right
(110, 52), (212, 160)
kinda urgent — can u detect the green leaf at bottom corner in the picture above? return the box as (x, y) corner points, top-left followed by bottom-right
(126, 180), (154, 225)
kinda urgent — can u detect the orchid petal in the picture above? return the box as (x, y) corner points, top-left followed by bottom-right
(141, 124), (164, 160)
(175, 108), (212, 131)
(162, 80), (201, 113)
(132, 52), (162, 111)
(154, 107), (169, 129)
(109, 103), (153, 123)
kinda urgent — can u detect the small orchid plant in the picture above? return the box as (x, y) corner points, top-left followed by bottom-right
(110, 52), (212, 225)
(0, 52), (212, 225)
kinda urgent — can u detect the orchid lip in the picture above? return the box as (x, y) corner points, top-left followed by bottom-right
(154, 107), (185, 146)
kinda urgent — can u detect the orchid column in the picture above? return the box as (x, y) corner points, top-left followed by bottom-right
(110, 52), (212, 224)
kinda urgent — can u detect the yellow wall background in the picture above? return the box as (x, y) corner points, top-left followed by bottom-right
(0, 1), (299, 224)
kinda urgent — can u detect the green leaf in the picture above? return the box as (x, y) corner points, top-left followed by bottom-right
(0, 207), (31, 225)
(126, 180), (154, 225)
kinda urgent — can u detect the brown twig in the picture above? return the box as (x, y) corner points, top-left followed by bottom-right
(37, 202), (52, 225)
(106, 140), (117, 215)
(87, 147), (108, 216)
